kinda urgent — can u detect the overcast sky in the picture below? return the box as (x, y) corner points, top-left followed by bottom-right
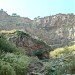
(0, 0), (75, 19)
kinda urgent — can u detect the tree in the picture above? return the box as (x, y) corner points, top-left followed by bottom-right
(12, 13), (18, 16)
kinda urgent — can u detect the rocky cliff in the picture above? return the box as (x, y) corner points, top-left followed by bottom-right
(0, 9), (75, 48)
(32, 13), (75, 48)
(9, 31), (51, 59)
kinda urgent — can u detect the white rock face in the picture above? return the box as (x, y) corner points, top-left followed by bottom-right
(0, 10), (75, 48)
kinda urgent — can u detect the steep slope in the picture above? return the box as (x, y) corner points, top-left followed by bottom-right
(32, 13), (75, 48)
(0, 9), (75, 48)
(9, 31), (52, 59)
(0, 9), (33, 30)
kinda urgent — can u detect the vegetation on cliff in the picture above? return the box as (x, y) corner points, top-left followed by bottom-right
(0, 30), (75, 75)
(0, 33), (32, 75)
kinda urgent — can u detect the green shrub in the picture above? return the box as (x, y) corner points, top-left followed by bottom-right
(15, 31), (30, 38)
(0, 33), (39, 75)
(0, 34), (17, 53)
(2, 53), (30, 75)
(0, 60), (16, 75)
(14, 47), (26, 55)
(49, 45), (75, 74)
(33, 49), (44, 59)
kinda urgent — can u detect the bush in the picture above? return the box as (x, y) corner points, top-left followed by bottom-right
(1, 53), (30, 75)
(50, 48), (64, 58)
(33, 49), (44, 59)
(49, 45), (75, 74)
(15, 31), (30, 38)
(0, 33), (38, 75)
(42, 58), (72, 75)
(0, 60), (16, 75)
(50, 45), (75, 58)
(0, 34), (17, 53)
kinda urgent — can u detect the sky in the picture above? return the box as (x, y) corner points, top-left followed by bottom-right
(0, 0), (75, 19)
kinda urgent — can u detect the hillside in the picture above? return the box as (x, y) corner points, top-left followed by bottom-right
(0, 9), (75, 48)
(0, 10), (75, 74)
(0, 9), (32, 30)
(1, 30), (75, 75)
(1, 30), (52, 59)
(32, 13), (75, 48)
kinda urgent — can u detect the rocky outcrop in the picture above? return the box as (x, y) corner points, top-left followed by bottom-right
(9, 31), (52, 58)
(0, 9), (75, 48)
(32, 13), (75, 48)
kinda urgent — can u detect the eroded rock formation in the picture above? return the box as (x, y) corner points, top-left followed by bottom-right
(9, 31), (52, 59)
(0, 9), (75, 48)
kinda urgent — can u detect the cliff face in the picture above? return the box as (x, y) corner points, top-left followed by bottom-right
(32, 13), (75, 48)
(0, 9), (75, 48)
(33, 13), (74, 27)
